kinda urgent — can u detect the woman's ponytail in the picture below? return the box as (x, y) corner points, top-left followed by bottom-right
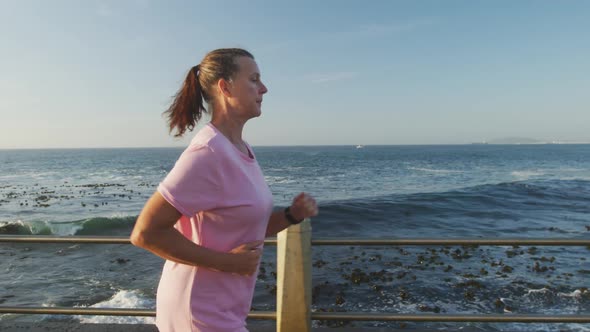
(164, 65), (206, 138)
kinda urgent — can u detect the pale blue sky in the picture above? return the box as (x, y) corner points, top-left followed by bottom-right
(1, 1), (588, 148)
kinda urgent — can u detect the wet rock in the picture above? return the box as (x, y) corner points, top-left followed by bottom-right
(369, 254), (381, 262)
(505, 250), (519, 258)
(399, 289), (409, 301)
(343, 268), (370, 285)
(313, 260), (328, 268)
(455, 280), (485, 289)
(265, 284), (277, 295)
(371, 284), (383, 292)
(35, 195), (50, 202)
(312, 285), (321, 304)
(112, 258), (130, 264)
(416, 255), (426, 265)
(418, 304), (441, 313)
(533, 262), (548, 272)
(0, 224), (24, 234)
(535, 256), (555, 263)
(398, 249), (410, 255)
(451, 248), (472, 260)
(494, 298), (504, 308)
(490, 259), (504, 267)
(386, 260), (403, 267)
(501, 265), (513, 273)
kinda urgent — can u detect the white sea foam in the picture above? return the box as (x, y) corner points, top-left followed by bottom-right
(30, 171), (60, 179)
(558, 289), (586, 300)
(48, 221), (83, 236)
(77, 290), (155, 324)
(264, 176), (296, 184)
(525, 287), (551, 296)
(496, 297), (514, 313)
(511, 170), (545, 180)
(408, 167), (463, 174)
(557, 167), (586, 172)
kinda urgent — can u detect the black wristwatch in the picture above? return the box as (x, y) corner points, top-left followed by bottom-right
(284, 206), (304, 225)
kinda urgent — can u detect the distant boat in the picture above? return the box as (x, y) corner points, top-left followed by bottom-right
(356, 145), (364, 149)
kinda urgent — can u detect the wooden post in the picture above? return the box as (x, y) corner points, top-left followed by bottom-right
(276, 219), (312, 332)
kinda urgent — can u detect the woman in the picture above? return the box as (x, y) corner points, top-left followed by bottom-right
(130, 48), (318, 332)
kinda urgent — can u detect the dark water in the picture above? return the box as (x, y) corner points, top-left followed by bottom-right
(1, 145), (589, 331)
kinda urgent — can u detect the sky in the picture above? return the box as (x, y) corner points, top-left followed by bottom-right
(0, 0), (589, 149)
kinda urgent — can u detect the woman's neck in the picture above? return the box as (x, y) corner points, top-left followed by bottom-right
(210, 117), (245, 145)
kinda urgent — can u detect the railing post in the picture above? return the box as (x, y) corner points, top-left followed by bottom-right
(276, 219), (312, 332)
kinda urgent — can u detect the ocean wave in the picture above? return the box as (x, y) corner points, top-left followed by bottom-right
(321, 179), (590, 207)
(312, 179), (590, 236)
(0, 216), (136, 236)
(76, 290), (155, 324)
(511, 167), (590, 181)
(73, 216), (136, 235)
(0, 220), (52, 235)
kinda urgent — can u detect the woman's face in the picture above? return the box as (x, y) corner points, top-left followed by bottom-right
(224, 56), (268, 119)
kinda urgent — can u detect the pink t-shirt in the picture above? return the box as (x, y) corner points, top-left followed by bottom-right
(155, 123), (274, 332)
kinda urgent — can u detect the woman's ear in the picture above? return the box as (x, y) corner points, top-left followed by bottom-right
(217, 78), (233, 98)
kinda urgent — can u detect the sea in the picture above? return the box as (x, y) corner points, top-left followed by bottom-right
(1, 144), (589, 331)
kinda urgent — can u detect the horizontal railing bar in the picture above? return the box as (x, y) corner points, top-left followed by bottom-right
(310, 313), (590, 323)
(2, 307), (589, 323)
(0, 235), (277, 245)
(311, 238), (590, 246)
(0, 235), (131, 244)
(0, 307), (276, 320)
(1, 235), (589, 246)
(0, 307), (154, 316)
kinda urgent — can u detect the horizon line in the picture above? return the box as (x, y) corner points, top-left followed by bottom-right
(2, 142), (590, 151)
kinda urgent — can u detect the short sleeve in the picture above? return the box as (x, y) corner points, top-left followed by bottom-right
(157, 145), (221, 217)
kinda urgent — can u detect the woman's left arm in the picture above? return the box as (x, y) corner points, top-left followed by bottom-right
(265, 192), (318, 237)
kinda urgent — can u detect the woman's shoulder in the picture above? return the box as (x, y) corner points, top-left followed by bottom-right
(184, 124), (227, 156)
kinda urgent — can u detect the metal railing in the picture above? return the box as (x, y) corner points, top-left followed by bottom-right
(1, 235), (590, 246)
(2, 225), (590, 331)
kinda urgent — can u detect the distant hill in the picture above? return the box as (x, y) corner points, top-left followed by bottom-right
(487, 137), (543, 144)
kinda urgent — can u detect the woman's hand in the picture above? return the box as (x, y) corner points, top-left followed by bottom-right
(222, 240), (264, 276)
(289, 192), (319, 221)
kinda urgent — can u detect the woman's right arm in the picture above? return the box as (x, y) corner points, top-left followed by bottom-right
(130, 191), (262, 276)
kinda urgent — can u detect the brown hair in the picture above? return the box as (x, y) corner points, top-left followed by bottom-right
(164, 48), (254, 137)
